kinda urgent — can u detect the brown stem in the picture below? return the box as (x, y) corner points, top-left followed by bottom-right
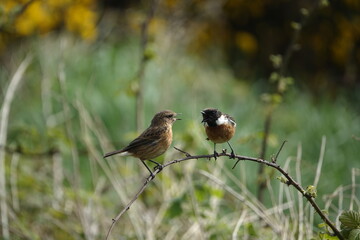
(257, 112), (272, 202)
(135, 0), (159, 131)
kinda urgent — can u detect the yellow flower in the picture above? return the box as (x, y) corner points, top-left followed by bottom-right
(15, 1), (58, 35)
(65, 3), (97, 40)
(235, 31), (258, 55)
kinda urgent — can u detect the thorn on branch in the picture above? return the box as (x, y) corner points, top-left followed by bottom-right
(174, 146), (192, 157)
(273, 140), (287, 163)
(232, 159), (241, 169)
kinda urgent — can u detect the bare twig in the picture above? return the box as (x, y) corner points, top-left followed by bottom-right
(257, 1), (319, 202)
(174, 146), (191, 157)
(0, 55), (32, 240)
(135, 0), (159, 131)
(105, 148), (344, 240)
(257, 113), (272, 201)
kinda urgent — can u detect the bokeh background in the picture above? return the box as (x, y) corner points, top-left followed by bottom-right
(0, 0), (359, 239)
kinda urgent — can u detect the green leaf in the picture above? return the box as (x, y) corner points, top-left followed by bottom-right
(276, 176), (288, 184)
(341, 228), (352, 238)
(246, 223), (257, 237)
(318, 223), (327, 228)
(349, 229), (360, 240)
(339, 211), (360, 230)
(269, 55), (282, 69)
(210, 188), (224, 199)
(272, 93), (283, 104)
(291, 22), (302, 30)
(305, 185), (317, 198)
(318, 232), (339, 240)
(300, 8), (309, 16)
(269, 72), (280, 82)
(166, 197), (183, 218)
(320, 0), (329, 7)
(143, 47), (156, 61)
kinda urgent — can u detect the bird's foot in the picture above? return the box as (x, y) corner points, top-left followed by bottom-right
(146, 173), (155, 181)
(213, 151), (219, 160)
(154, 164), (163, 172)
(230, 150), (236, 159)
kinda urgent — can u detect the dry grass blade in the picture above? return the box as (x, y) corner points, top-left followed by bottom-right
(232, 210), (247, 240)
(295, 143), (304, 240)
(75, 100), (144, 239)
(0, 55), (32, 239)
(314, 136), (326, 187)
(198, 170), (281, 233)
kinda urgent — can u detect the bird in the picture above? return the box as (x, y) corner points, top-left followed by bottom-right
(201, 108), (236, 159)
(104, 110), (180, 176)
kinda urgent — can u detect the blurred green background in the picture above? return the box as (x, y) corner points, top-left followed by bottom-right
(0, 0), (359, 239)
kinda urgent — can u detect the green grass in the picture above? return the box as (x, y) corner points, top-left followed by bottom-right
(1, 33), (359, 239)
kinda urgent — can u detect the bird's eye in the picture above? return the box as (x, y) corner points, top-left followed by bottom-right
(166, 114), (173, 118)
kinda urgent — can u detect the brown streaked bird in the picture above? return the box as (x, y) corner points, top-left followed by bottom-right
(104, 110), (180, 176)
(201, 108), (236, 159)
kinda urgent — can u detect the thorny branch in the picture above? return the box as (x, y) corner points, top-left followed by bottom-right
(105, 146), (344, 240)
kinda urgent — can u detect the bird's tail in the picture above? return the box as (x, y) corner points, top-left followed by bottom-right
(103, 150), (130, 158)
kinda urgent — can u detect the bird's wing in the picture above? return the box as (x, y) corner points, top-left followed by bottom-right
(226, 114), (236, 126)
(121, 126), (166, 152)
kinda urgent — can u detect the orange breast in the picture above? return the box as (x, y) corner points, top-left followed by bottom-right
(205, 124), (235, 143)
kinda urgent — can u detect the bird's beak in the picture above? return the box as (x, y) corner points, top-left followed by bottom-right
(175, 113), (182, 121)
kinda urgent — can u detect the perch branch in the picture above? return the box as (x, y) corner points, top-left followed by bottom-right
(105, 146), (343, 240)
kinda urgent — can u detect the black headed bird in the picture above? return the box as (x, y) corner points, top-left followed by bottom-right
(104, 110), (180, 176)
(201, 108), (236, 159)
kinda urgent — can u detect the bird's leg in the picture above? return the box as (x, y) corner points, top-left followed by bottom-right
(227, 141), (236, 159)
(149, 159), (163, 171)
(141, 161), (155, 177)
(213, 142), (219, 160)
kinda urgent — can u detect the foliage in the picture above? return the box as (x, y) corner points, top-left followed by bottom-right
(339, 211), (360, 240)
(1, 0), (360, 94)
(0, 34), (359, 239)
